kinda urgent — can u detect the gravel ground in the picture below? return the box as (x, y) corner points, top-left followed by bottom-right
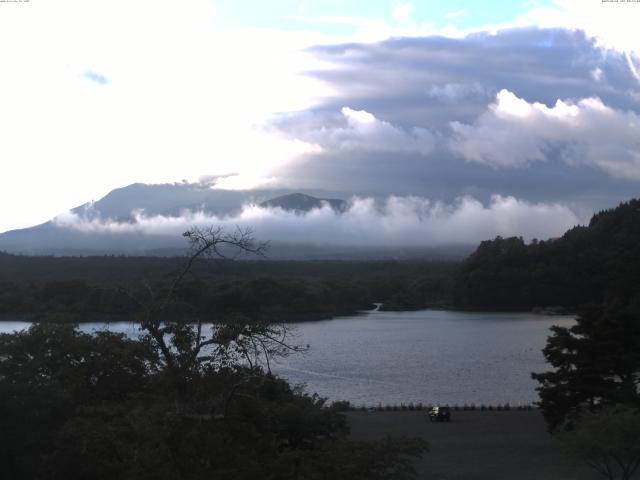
(346, 410), (612, 480)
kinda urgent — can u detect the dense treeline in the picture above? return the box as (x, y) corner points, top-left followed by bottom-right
(0, 253), (456, 321)
(453, 199), (640, 311)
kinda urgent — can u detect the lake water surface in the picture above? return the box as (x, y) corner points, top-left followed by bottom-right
(0, 310), (574, 406)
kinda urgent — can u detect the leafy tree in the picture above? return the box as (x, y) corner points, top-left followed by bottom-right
(1, 325), (428, 479)
(532, 302), (640, 430)
(558, 405), (640, 480)
(0, 323), (154, 479)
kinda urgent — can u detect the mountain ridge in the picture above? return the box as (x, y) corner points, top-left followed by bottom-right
(259, 193), (348, 213)
(0, 184), (347, 254)
(0, 183), (477, 259)
(0, 184), (475, 259)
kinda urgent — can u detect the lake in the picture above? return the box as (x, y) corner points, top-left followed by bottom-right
(0, 309), (574, 406)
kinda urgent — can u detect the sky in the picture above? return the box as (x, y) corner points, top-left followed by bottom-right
(1, 0), (640, 242)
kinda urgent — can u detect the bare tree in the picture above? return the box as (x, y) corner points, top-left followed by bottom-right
(128, 226), (305, 386)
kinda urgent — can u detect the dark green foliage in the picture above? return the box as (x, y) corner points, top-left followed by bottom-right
(330, 400), (353, 412)
(0, 324), (154, 479)
(0, 255), (457, 321)
(532, 302), (640, 431)
(0, 324), (427, 480)
(558, 405), (640, 480)
(454, 199), (640, 310)
(306, 436), (428, 480)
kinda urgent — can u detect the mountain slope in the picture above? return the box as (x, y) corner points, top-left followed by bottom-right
(453, 198), (640, 310)
(260, 193), (347, 213)
(67, 183), (315, 221)
(0, 183), (475, 259)
(0, 184), (344, 255)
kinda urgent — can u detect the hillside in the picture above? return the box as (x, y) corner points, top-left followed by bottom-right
(453, 199), (640, 310)
(260, 193), (347, 213)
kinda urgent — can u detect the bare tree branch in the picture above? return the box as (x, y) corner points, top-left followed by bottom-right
(129, 225), (303, 386)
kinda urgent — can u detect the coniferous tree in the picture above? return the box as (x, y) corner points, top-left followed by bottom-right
(532, 302), (640, 430)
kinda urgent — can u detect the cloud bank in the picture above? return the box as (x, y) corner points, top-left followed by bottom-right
(450, 89), (640, 178)
(292, 107), (435, 155)
(53, 195), (581, 247)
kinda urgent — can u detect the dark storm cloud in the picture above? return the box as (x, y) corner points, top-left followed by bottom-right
(304, 28), (640, 125)
(269, 27), (640, 212)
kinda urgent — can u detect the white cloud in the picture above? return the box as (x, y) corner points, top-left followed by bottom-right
(416, 1), (640, 66)
(450, 89), (640, 178)
(548, 0), (640, 56)
(54, 195), (580, 246)
(393, 3), (414, 23)
(590, 67), (604, 82)
(446, 10), (468, 19)
(490, 1), (640, 81)
(299, 107), (435, 155)
(284, 11), (438, 43)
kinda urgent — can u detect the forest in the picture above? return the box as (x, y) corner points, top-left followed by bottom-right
(453, 199), (640, 311)
(0, 252), (455, 322)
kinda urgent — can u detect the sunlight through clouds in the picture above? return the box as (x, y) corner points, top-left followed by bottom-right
(450, 90), (640, 178)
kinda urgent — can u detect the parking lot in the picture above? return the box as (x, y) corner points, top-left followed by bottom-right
(347, 410), (605, 480)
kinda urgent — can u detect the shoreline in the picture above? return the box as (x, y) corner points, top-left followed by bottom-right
(0, 305), (576, 324)
(335, 402), (538, 412)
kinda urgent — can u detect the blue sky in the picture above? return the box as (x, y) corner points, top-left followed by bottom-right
(212, 0), (556, 34)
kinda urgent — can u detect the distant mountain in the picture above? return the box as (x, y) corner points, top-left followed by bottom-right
(0, 184), (346, 256)
(0, 183), (473, 259)
(68, 182), (284, 221)
(47, 183), (348, 223)
(260, 193), (347, 213)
